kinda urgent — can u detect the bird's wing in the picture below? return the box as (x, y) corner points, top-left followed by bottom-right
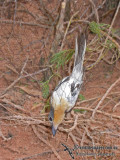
(54, 76), (70, 91)
(52, 76), (82, 111)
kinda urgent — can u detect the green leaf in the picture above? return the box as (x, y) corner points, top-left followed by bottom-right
(89, 21), (101, 37)
(74, 108), (85, 113)
(79, 94), (85, 101)
(50, 49), (74, 68)
(106, 40), (116, 49)
(0, 57), (3, 61)
(41, 99), (50, 113)
(42, 80), (49, 99)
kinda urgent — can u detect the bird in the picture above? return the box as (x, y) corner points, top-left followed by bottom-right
(48, 31), (86, 136)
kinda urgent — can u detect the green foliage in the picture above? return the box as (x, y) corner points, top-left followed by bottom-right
(30, 79), (36, 82)
(50, 49), (74, 68)
(106, 40), (116, 49)
(41, 99), (50, 113)
(41, 74), (54, 99)
(89, 21), (101, 37)
(74, 108), (85, 113)
(41, 80), (49, 99)
(89, 21), (111, 37)
(19, 89), (25, 94)
(79, 94), (85, 101)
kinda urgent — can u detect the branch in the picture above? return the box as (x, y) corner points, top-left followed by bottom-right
(31, 125), (63, 160)
(0, 19), (50, 28)
(92, 76), (120, 118)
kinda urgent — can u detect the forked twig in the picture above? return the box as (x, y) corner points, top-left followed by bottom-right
(88, 0), (99, 23)
(92, 76), (120, 118)
(59, 115), (78, 133)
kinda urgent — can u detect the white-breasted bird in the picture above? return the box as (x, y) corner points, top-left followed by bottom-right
(49, 31), (86, 136)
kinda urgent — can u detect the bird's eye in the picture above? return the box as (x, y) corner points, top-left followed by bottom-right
(49, 116), (53, 122)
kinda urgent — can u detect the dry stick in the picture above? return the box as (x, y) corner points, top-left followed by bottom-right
(88, 0), (99, 23)
(0, 126), (11, 141)
(0, 115), (49, 125)
(31, 125), (63, 160)
(0, 19), (50, 28)
(84, 126), (95, 151)
(38, 0), (54, 24)
(1, 99), (29, 114)
(101, 30), (120, 51)
(0, 119), (12, 141)
(17, 149), (63, 160)
(51, 0), (67, 54)
(59, 115), (78, 133)
(75, 106), (120, 120)
(0, 68), (48, 96)
(69, 132), (78, 145)
(85, 0), (106, 21)
(60, 10), (79, 51)
(77, 91), (120, 105)
(87, 1), (120, 70)
(92, 76), (120, 118)
(80, 130), (86, 146)
(113, 101), (120, 112)
(20, 56), (29, 74)
(62, 0), (106, 50)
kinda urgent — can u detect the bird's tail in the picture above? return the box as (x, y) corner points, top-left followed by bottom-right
(72, 32), (86, 78)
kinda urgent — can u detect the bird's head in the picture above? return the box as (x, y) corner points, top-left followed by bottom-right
(48, 101), (66, 136)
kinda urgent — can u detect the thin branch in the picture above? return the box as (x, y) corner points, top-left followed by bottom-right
(113, 101), (120, 112)
(17, 149), (63, 160)
(0, 68), (48, 96)
(0, 126), (11, 141)
(92, 76), (120, 118)
(59, 115), (78, 133)
(0, 19), (51, 28)
(88, 0), (99, 23)
(31, 125), (63, 160)
(1, 99), (29, 114)
(60, 11), (79, 51)
(38, 0), (54, 24)
(75, 105), (120, 120)
(88, 1), (120, 69)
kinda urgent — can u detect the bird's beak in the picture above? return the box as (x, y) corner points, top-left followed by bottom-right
(52, 124), (57, 136)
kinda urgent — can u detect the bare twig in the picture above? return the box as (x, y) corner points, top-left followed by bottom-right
(88, 1), (120, 69)
(113, 101), (120, 112)
(59, 115), (78, 133)
(0, 67), (48, 96)
(92, 76), (120, 118)
(38, 0), (53, 24)
(0, 115), (49, 126)
(17, 149), (63, 160)
(31, 125), (63, 160)
(88, 0), (99, 23)
(1, 99), (29, 114)
(13, 0), (18, 24)
(60, 11), (79, 51)
(51, 0), (67, 54)
(101, 30), (120, 51)
(80, 130), (86, 146)
(85, 0), (106, 21)
(69, 132), (78, 145)
(20, 56), (29, 75)
(0, 126), (11, 141)
(0, 19), (50, 28)
(75, 106), (120, 120)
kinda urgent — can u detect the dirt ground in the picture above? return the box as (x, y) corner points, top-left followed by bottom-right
(0, 0), (120, 160)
